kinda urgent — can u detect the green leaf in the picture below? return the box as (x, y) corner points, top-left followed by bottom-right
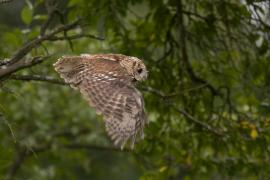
(21, 2), (33, 25)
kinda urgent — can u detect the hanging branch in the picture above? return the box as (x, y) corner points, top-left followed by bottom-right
(176, 0), (219, 96)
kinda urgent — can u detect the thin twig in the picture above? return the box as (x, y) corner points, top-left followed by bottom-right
(5, 19), (81, 66)
(171, 104), (224, 136)
(63, 143), (130, 152)
(47, 33), (105, 41)
(10, 74), (67, 85)
(141, 85), (224, 136)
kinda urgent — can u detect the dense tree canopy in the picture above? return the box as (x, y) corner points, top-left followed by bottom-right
(0, 0), (270, 179)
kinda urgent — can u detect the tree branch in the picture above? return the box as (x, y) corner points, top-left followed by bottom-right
(63, 143), (130, 152)
(171, 104), (224, 136)
(40, 0), (58, 36)
(5, 126), (127, 179)
(10, 74), (67, 85)
(8, 74), (223, 136)
(5, 148), (27, 180)
(0, 19), (81, 80)
(176, 0), (219, 96)
(47, 33), (105, 41)
(6, 19), (81, 66)
(0, 56), (50, 79)
(141, 86), (224, 136)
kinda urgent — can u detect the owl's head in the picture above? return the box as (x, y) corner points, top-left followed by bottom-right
(132, 58), (148, 81)
(120, 56), (148, 81)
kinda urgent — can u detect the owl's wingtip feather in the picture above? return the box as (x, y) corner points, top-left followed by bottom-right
(53, 58), (61, 68)
(53, 56), (69, 71)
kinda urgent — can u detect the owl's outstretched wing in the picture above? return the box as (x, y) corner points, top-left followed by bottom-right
(54, 55), (147, 149)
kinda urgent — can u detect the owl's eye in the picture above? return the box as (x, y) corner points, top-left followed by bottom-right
(137, 68), (143, 74)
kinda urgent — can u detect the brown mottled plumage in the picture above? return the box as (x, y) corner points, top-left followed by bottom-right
(53, 54), (148, 149)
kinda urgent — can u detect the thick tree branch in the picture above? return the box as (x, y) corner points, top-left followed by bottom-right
(0, 56), (50, 79)
(0, 19), (81, 80)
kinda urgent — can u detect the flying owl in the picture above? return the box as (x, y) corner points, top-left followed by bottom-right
(53, 54), (148, 149)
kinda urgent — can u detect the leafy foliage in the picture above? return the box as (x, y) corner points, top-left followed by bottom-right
(0, 0), (270, 179)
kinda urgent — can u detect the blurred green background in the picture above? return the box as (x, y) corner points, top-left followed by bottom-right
(1, 0), (270, 179)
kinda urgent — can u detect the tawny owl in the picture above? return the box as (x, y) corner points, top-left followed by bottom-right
(53, 54), (148, 149)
